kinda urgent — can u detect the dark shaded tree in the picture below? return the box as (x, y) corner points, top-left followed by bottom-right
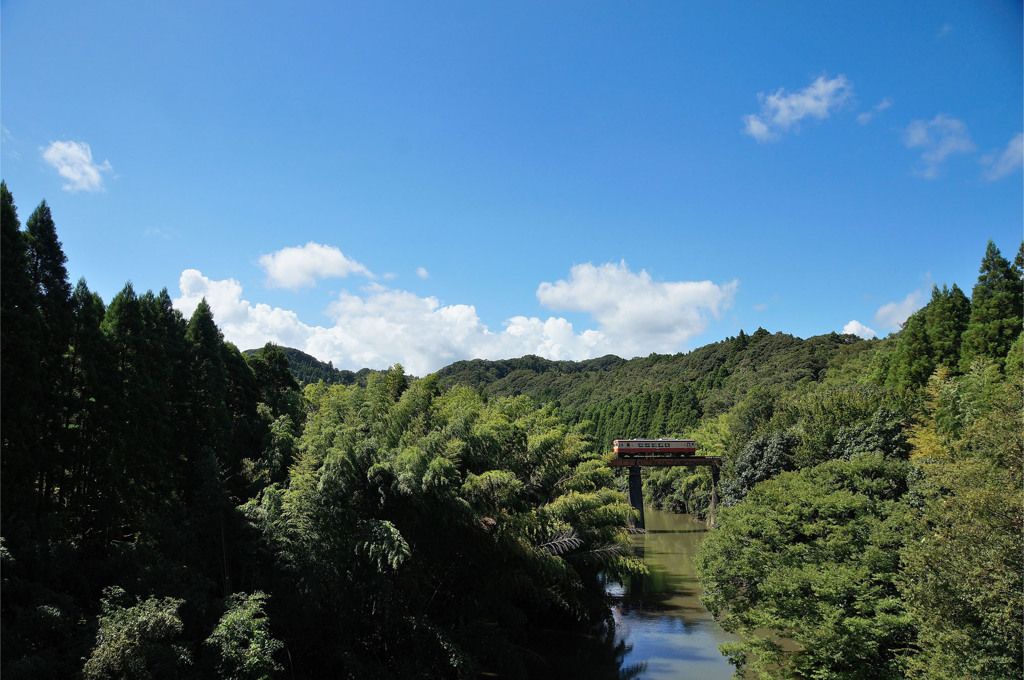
(721, 431), (799, 505)
(0, 183), (44, 519)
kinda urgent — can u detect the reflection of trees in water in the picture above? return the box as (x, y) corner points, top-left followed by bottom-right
(523, 510), (728, 679)
(522, 612), (648, 680)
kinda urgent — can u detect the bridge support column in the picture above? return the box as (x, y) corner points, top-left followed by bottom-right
(708, 466), (720, 527)
(628, 466), (645, 530)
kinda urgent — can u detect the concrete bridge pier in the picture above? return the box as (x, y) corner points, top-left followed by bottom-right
(708, 466), (720, 528)
(628, 466), (645, 530)
(609, 455), (723, 532)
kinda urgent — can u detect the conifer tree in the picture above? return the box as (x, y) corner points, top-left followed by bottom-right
(186, 299), (231, 449)
(65, 279), (110, 510)
(924, 283), (971, 370)
(0, 183), (44, 519)
(960, 241), (1023, 370)
(24, 200), (74, 505)
(25, 201), (72, 331)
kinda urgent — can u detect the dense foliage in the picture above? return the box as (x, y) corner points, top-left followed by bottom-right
(698, 453), (913, 679)
(0, 183), (641, 679)
(437, 329), (865, 422)
(690, 242), (1023, 679)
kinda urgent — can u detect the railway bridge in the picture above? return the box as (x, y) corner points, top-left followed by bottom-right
(609, 439), (722, 529)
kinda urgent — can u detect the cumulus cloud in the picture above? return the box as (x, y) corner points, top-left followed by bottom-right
(904, 115), (975, 178)
(843, 320), (877, 340)
(874, 290), (924, 332)
(743, 74), (853, 142)
(172, 261), (738, 376)
(41, 140), (112, 192)
(856, 98), (892, 125)
(175, 269), (314, 349)
(537, 261), (737, 356)
(259, 242), (372, 290)
(981, 132), (1023, 181)
(416, 267), (430, 279)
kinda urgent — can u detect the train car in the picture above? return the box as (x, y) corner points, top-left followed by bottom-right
(613, 438), (698, 458)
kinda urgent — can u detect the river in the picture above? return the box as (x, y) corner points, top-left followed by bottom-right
(522, 506), (741, 679)
(608, 507), (740, 679)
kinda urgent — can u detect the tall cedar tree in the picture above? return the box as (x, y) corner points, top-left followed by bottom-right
(25, 201), (75, 505)
(0, 183), (45, 519)
(959, 240), (1023, 371)
(888, 309), (934, 387)
(924, 283), (971, 370)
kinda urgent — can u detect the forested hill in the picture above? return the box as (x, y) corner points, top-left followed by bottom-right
(242, 345), (375, 386)
(254, 329), (879, 453)
(436, 329), (879, 446)
(436, 329), (871, 410)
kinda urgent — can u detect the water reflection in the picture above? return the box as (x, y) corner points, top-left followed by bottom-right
(609, 508), (740, 680)
(526, 508), (738, 679)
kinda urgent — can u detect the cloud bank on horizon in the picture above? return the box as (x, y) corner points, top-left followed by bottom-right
(173, 246), (740, 375)
(174, 240), (932, 373)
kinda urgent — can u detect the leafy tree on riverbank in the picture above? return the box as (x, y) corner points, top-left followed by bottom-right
(697, 453), (914, 679)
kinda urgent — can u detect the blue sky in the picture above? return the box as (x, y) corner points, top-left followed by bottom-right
(3, 1), (1021, 374)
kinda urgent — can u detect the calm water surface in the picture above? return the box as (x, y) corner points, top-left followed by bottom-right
(608, 507), (740, 679)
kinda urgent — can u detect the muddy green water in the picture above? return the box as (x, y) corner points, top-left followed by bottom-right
(608, 507), (739, 679)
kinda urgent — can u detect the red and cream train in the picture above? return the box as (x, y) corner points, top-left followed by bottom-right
(613, 438), (698, 457)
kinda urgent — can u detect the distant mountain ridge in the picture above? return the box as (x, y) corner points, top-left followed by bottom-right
(242, 346), (376, 387)
(255, 329), (878, 417)
(434, 328), (873, 413)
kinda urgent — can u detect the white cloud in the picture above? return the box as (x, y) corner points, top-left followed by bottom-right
(172, 261), (738, 376)
(904, 115), (975, 178)
(416, 267), (430, 279)
(743, 74), (853, 142)
(874, 290), (924, 332)
(258, 242), (372, 290)
(536, 261), (737, 357)
(742, 114), (777, 143)
(41, 140), (112, 192)
(175, 269), (314, 349)
(981, 132), (1023, 181)
(843, 320), (877, 340)
(856, 98), (892, 125)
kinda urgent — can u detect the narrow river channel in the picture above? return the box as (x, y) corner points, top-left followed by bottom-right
(608, 507), (740, 679)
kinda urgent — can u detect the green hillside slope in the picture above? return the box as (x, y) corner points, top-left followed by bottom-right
(243, 344), (376, 386)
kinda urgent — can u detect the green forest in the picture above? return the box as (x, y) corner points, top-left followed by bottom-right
(2, 180), (1021, 679)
